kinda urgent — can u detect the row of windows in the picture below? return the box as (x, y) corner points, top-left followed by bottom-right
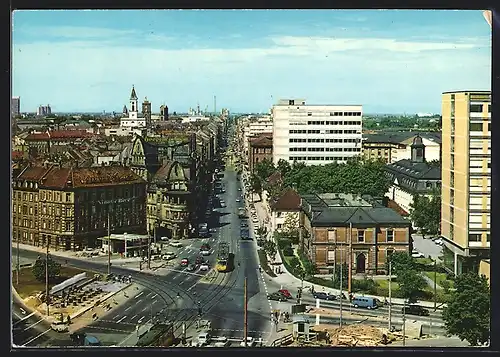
(289, 156), (356, 161)
(468, 233), (490, 242)
(289, 129), (361, 135)
(327, 229), (395, 242)
(469, 122), (491, 132)
(304, 120), (362, 126)
(289, 138), (361, 143)
(13, 181), (39, 189)
(14, 192), (38, 202)
(470, 104), (491, 113)
(290, 147), (362, 152)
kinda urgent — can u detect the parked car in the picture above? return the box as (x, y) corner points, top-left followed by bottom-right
(180, 258), (189, 267)
(434, 238), (444, 246)
(411, 251), (424, 258)
(200, 262), (210, 271)
(278, 289), (293, 299)
(213, 336), (230, 347)
(169, 241), (182, 248)
(313, 291), (336, 301)
(240, 336), (255, 347)
(200, 245), (211, 256)
(162, 253), (177, 260)
(268, 292), (287, 302)
(402, 305), (430, 316)
(186, 263), (196, 272)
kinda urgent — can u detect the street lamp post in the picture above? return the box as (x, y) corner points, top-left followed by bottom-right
(45, 241), (50, 317)
(16, 236), (20, 285)
(388, 259), (392, 331)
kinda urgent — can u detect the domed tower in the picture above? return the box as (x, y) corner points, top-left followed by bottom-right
(411, 135), (425, 163)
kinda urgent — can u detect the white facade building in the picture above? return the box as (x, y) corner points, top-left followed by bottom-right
(243, 116), (273, 155)
(391, 136), (441, 163)
(272, 99), (363, 165)
(120, 86), (146, 128)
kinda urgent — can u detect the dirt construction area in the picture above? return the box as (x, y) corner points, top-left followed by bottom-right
(310, 324), (397, 347)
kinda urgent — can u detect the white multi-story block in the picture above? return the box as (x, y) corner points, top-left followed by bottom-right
(272, 99), (363, 165)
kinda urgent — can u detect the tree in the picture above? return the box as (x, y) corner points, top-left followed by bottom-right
(442, 272), (490, 346)
(386, 251), (425, 303)
(281, 213), (299, 244)
(397, 269), (427, 303)
(410, 191), (441, 238)
(276, 159), (292, 177)
(249, 173), (263, 201)
(263, 240), (277, 261)
(32, 256), (62, 283)
(256, 226), (268, 240)
(253, 159), (275, 184)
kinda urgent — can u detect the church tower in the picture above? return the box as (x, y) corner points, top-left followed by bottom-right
(129, 85), (138, 119)
(410, 135), (426, 163)
(142, 97), (152, 128)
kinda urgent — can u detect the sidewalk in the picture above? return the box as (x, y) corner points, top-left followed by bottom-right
(12, 243), (171, 276)
(249, 197), (447, 310)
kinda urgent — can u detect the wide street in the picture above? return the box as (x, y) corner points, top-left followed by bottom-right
(13, 150), (273, 346)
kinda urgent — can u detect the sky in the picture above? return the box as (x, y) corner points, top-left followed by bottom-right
(12, 10), (491, 114)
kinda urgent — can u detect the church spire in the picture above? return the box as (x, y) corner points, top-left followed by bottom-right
(130, 85), (138, 100)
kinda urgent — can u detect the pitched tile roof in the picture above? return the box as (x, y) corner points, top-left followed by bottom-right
(12, 151), (24, 160)
(25, 130), (95, 141)
(249, 133), (273, 147)
(387, 199), (409, 216)
(14, 166), (53, 182)
(270, 188), (301, 211)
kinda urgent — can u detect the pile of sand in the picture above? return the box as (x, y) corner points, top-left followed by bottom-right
(24, 296), (42, 309)
(312, 324), (395, 347)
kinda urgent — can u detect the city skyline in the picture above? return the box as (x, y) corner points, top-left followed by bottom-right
(12, 10), (491, 114)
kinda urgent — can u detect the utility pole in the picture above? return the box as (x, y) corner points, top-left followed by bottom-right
(16, 236), (20, 285)
(45, 242), (50, 317)
(339, 246), (343, 328)
(431, 259), (437, 336)
(244, 277), (248, 347)
(107, 212), (111, 275)
(147, 234), (151, 270)
(402, 300), (406, 346)
(348, 221), (352, 295)
(388, 259), (392, 331)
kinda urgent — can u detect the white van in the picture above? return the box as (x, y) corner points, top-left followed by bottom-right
(51, 321), (69, 332)
(197, 332), (211, 346)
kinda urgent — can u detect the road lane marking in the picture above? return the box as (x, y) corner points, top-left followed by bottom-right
(113, 315), (120, 320)
(125, 306), (133, 312)
(152, 294), (157, 299)
(135, 292), (144, 299)
(24, 319), (43, 331)
(117, 316), (127, 323)
(13, 312), (23, 320)
(22, 328), (51, 346)
(130, 314), (138, 321)
(138, 316), (145, 324)
(13, 311), (37, 326)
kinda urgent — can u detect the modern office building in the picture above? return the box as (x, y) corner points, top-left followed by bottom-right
(272, 99), (362, 165)
(441, 91), (490, 276)
(37, 104), (51, 116)
(11, 96), (20, 117)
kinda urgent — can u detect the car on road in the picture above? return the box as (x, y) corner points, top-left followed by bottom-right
(213, 336), (230, 347)
(180, 258), (189, 267)
(197, 332), (211, 346)
(236, 198), (241, 202)
(278, 289), (293, 299)
(160, 236), (169, 241)
(313, 291), (336, 301)
(51, 321), (69, 332)
(238, 187), (242, 191)
(434, 238), (444, 246)
(240, 336), (256, 347)
(268, 292), (287, 302)
(169, 241), (182, 248)
(200, 262), (210, 271)
(186, 263), (197, 272)
(402, 305), (430, 316)
(200, 245), (211, 256)
(162, 252), (177, 260)
(411, 251), (424, 258)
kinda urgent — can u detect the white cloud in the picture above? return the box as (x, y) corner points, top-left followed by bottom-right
(12, 31), (491, 113)
(16, 26), (139, 39)
(270, 35), (487, 54)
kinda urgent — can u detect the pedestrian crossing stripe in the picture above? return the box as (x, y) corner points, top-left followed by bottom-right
(211, 328), (264, 334)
